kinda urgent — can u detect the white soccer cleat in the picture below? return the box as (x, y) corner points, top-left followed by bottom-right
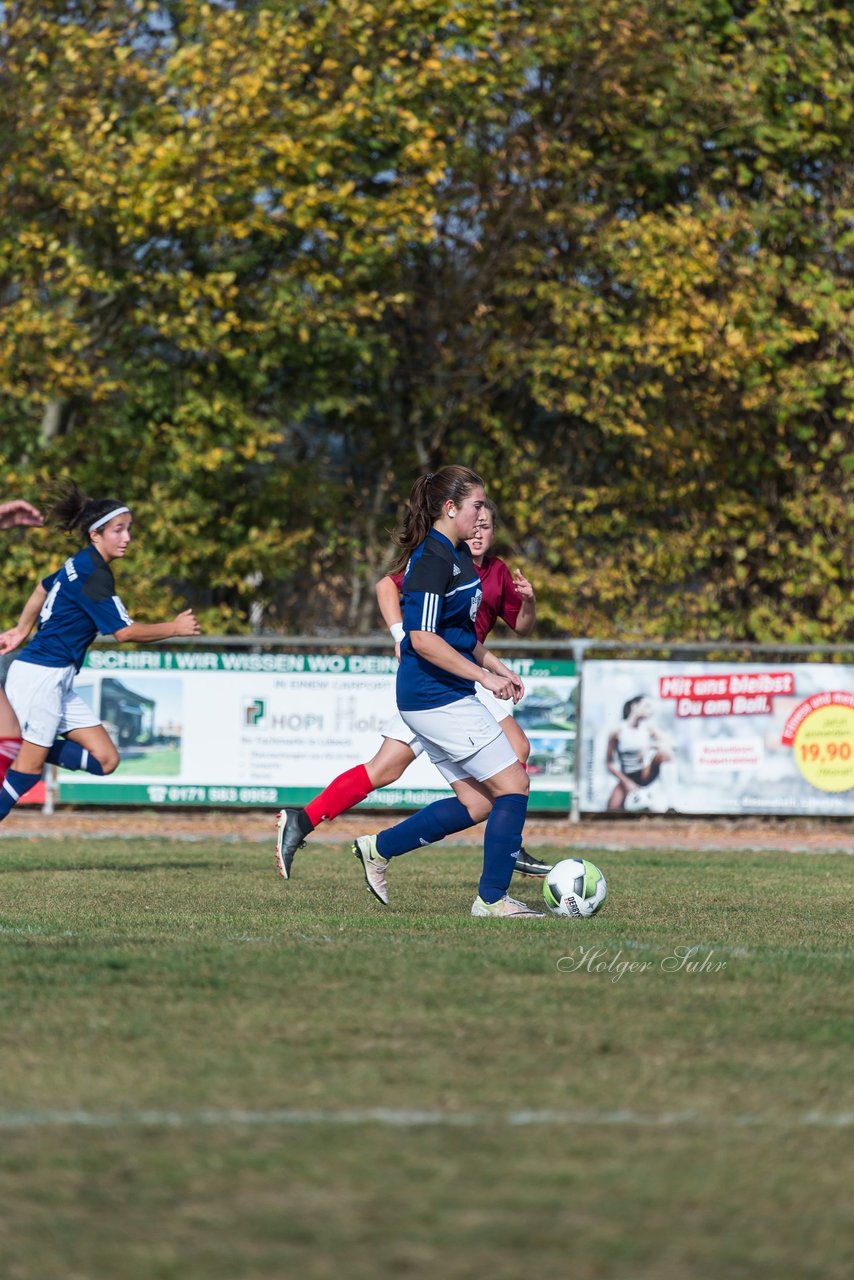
(471, 894), (545, 918)
(353, 834), (390, 905)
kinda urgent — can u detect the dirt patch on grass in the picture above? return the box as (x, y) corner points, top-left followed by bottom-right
(2, 807), (851, 853)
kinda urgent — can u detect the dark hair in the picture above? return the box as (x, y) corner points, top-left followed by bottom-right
(390, 465), (483, 571)
(479, 497), (499, 529)
(622, 695), (648, 720)
(48, 480), (128, 539)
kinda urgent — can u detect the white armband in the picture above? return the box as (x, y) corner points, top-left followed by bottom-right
(389, 622), (405, 644)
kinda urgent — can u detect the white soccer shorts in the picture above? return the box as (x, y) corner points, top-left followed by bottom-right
(380, 710), (425, 758)
(475, 680), (513, 723)
(5, 660), (100, 748)
(400, 695), (518, 785)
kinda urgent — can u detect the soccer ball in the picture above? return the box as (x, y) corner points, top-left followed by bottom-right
(543, 858), (607, 918)
(623, 787), (654, 812)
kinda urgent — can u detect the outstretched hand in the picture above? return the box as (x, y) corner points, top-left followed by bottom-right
(0, 500), (43, 529)
(0, 630), (17, 656)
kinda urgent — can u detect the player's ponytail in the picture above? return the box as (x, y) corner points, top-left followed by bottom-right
(390, 465), (483, 569)
(48, 480), (127, 539)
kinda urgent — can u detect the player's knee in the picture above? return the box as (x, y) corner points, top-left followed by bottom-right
(369, 761), (405, 788)
(465, 798), (492, 824)
(96, 746), (120, 775)
(491, 762), (530, 798)
(502, 721), (530, 764)
(366, 740), (414, 789)
(511, 758), (530, 794)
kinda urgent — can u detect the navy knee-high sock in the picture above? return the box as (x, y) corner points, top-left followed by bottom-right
(0, 768), (42, 821)
(479, 793), (528, 903)
(45, 740), (105, 775)
(376, 797), (475, 859)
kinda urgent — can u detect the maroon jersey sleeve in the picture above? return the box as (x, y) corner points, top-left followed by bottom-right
(475, 557), (523, 642)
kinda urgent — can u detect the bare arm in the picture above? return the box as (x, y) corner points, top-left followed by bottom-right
(113, 610), (201, 644)
(511, 568), (536, 638)
(376, 574), (404, 658)
(376, 575), (402, 629)
(411, 632), (522, 701)
(0, 499), (43, 529)
(0, 583), (48, 654)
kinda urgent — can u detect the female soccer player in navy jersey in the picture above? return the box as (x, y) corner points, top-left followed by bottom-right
(380, 497), (536, 770)
(351, 464), (543, 917)
(0, 482), (200, 824)
(275, 498), (550, 880)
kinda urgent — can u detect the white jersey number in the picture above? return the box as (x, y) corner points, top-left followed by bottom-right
(39, 581), (61, 625)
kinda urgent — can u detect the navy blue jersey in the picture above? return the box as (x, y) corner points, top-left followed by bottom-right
(397, 530), (482, 711)
(17, 546), (133, 672)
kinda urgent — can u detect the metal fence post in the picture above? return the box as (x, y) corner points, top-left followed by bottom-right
(570, 639), (588, 824)
(42, 764), (56, 816)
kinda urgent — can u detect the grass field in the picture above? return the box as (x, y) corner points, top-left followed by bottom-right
(1, 832), (851, 1280)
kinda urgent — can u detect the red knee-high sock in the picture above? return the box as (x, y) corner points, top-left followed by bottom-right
(304, 764), (373, 826)
(0, 737), (22, 785)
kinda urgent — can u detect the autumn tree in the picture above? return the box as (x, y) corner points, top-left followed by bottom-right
(0, 1), (851, 642)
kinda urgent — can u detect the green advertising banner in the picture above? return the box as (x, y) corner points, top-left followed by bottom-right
(57, 650), (578, 811)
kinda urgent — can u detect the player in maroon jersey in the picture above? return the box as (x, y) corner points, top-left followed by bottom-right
(0, 498), (44, 783)
(274, 499), (550, 879)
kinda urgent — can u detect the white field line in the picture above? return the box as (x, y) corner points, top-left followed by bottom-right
(0, 1107), (851, 1131)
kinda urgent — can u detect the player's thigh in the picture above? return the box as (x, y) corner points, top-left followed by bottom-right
(478, 759), (530, 799)
(0, 688), (20, 738)
(366, 735), (416, 788)
(500, 715), (530, 764)
(64, 724), (120, 771)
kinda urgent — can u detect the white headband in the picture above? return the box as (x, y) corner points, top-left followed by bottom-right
(89, 506), (130, 533)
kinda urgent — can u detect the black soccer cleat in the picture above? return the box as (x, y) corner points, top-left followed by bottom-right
(275, 808), (310, 879)
(513, 847), (551, 878)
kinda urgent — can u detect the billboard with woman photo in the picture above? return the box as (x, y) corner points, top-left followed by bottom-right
(580, 660), (854, 816)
